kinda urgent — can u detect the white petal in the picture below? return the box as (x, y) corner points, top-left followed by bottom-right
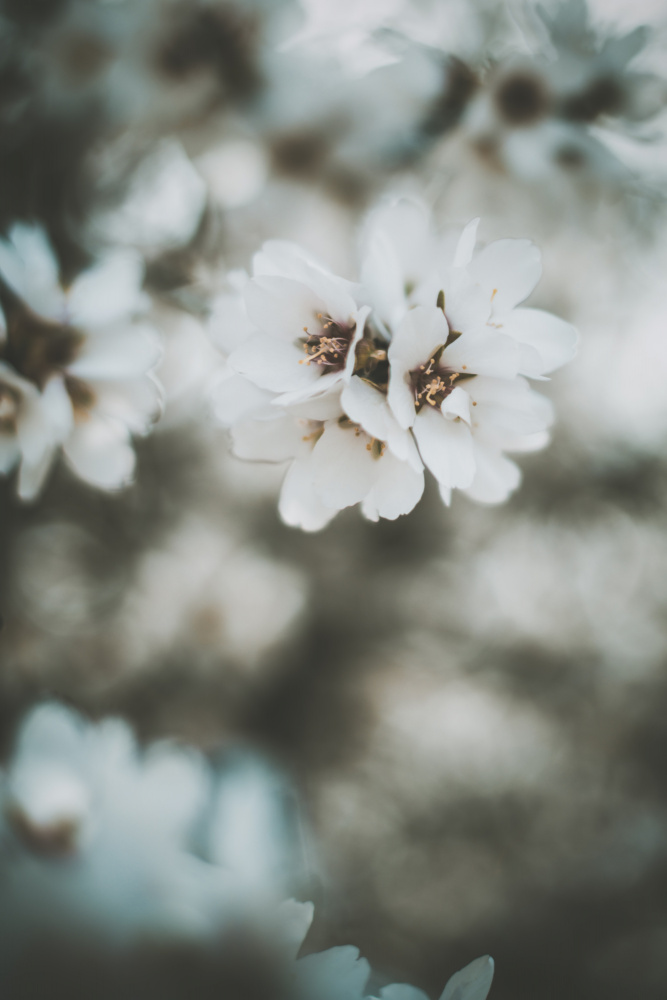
(439, 483), (452, 506)
(231, 415), (310, 462)
(208, 286), (254, 356)
(0, 434), (19, 473)
(341, 377), (422, 470)
(297, 947), (370, 1000)
(67, 323), (161, 380)
(441, 385), (471, 423)
(67, 252), (146, 328)
(361, 451), (424, 521)
(464, 444), (522, 504)
(230, 331), (320, 393)
(469, 239), (542, 314)
(98, 139), (206, 250)
(381, 986), (430, 1000)
(360, 229), (408, 328)
(15, 390), (51, 465)
(440, 956), (494, 1000)
(0, 225), (64, 318)
(285, 390), (344, 422)
(387, 364), (417, 431)
(443, 329), (520, 378)
(388, 306), (449, 373)
(42, 375), (74, 441)
(342, 376), (395, 441)
(500, 308), (578, 376)
(453, 218), (480, 269)
(311, 421), (377, 509)
(506, 430), (550, 453)
(467, 376), (554, 446)
(17, 445), (57, 501)
(360, 198), (433, 294)
(87, 376), (163, 435)
(245, 276), (323, 342)
(64, 416), (135, 490)
(212, 370), (275, 426)
(253, 240), (332, 281)
(419, 268), (489, 333)
(413, 407), (475, 490)
(279, 457), (338, 532)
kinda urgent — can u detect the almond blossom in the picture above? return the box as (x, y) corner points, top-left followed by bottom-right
(226, 241), (370, 407)
(210, 202), (576, 528)
(0, 224), (162, 497)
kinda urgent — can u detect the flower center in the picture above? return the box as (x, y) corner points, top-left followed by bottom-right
(353, 323), (389, 391)
(0, 278), (83, 390)
(495, 70), (551, 126)
(410, 348), (474, 413)
(0, 384), (20, 432)
(65, 375), (96, 421)
(300, 315), (354, 373)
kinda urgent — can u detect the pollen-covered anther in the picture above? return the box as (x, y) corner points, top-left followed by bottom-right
(365, 437), (386, 458)
(299, 316), (354, 373)
(410, 350), (464, 412)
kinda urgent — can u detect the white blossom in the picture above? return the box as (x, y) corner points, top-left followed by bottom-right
(460, 0), (665, 184)
(0, 224), (162, 496)
(364, 201), (577, 504)
(211, 202), (576, 525)
(0, 361), (61, 501)
(226, 240), (370, 407)
(0, 702), (309, 950)
(292, 905), (494, 1000)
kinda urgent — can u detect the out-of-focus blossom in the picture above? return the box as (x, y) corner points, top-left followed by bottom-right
(293, 926), (495, 1000)
(94, 139), (208, 254)
(0, 361), (58, 500)
(460, 0), (667, 185)
(284, 0), (484, 78)
(117, 515), (306, 670)
(0, 701), (309, 952)
(0, 224), (162, 496)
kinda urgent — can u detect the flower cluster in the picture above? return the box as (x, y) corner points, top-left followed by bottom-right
(0, 702), (303, 947)
(0, 702), (494, 1000)
(210, 199), (577, 530)
(462, 0), (665, 184)
(0, 225), (162, 498)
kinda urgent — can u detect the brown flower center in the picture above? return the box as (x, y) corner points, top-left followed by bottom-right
(300, 315), (355, 374)
(0, 384), (20, 432)
(0, 277), (82, 389)
(410, 346), (475, 413)
(495, 70), (551, 126)
(5, 803), (80, 859)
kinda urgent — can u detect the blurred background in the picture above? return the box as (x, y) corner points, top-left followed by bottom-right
(1, 0), (667, 997)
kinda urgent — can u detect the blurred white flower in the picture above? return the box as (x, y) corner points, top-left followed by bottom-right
(117, 515), (306, 669)
(0, 224), (162, 496)
(0, 361), (60, 501)
(284, 0), (410, 76)
(293, 932), (494, 1000)
(0, 702), (310, 952)
(0, 701), (211, 942)
(94, 138), (207, 253)
(460, 0), (666, 184)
